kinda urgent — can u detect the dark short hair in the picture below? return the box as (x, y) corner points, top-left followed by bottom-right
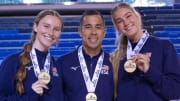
(79, 10), (105, 28)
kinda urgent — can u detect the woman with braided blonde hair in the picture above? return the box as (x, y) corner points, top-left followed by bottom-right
(0, 9), (64, 101)
(110, 2), (180, 101)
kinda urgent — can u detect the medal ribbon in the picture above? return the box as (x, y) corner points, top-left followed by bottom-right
(127, 30), (149, 59)
(30, 46), (51, 77)
(78, 46), (104, 92)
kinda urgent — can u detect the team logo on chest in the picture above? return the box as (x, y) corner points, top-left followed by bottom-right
(52, 67), (59, 77)
(101, 65), (109, 75)
(70, 66), (80, 71)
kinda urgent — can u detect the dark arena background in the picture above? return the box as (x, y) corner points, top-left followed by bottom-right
(0, 0), (179, 64)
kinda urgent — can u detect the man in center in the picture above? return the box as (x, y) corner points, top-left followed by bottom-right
(56, 10), (114, 101)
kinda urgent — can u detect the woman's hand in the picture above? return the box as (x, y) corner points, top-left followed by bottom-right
(31, 80), (48, 95)
(130, 53), (150, 73)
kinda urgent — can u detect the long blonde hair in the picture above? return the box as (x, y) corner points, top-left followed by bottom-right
(110, 2), (142, 97)
(15, 9), (63, 95)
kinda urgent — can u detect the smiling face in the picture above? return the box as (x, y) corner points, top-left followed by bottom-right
(112, 5), (143, 42)
(79, 14), (105, 54)
(33, 15), (62, 51)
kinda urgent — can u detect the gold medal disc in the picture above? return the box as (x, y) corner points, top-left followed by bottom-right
(124, 60), (136, 73)
(86, 92), (97, 101)
(38, 71), (50, 84)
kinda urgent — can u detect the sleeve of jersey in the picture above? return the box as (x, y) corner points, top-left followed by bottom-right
(0, 55), (39, 101)
(144, 40), (180, 100)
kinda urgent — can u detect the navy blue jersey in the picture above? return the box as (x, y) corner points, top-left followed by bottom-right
(0, 49), (64, 101)
(56, 48), (114, 101)
(117, 35), (180, 101)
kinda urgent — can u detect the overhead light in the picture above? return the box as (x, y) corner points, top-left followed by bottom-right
(63, 2), (75, 5)
(23, 0), (42, 4)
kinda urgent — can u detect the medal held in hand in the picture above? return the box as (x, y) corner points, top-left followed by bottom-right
(86, 92), (97, 101)
(124, 60), (136, 73)
(125, 31), (149, 73)
(38, 71), (50, 84)
(30, 46), (51, 84)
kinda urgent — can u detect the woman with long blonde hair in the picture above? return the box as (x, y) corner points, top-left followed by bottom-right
(110, 3), (180, 101)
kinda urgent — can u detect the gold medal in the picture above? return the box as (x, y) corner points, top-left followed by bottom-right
(124, 60), (136, 73)
(86, 92), (97, 101)
(38, 71), (50, 84)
